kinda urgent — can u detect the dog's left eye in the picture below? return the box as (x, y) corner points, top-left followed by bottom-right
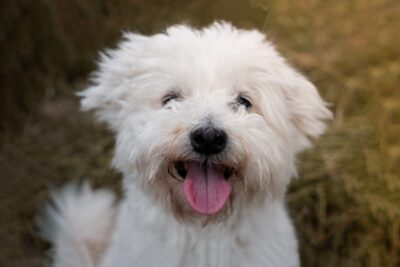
(236, 95), (252, 109)
(162, 92), (181, 106)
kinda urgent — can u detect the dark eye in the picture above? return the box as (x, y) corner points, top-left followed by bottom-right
(162, 92), (181, 106)
(236, 95), (252, 109)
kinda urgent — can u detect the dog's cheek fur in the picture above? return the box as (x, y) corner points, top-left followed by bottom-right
(228, 114), (295, 198)
(111, 112), (174, 180)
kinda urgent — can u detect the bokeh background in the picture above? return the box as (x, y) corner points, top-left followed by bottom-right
(0, 0), (399, 266)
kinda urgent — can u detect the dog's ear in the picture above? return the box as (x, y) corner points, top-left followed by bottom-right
(281, 69), (332, 139)
(262, 64), (333, 152)
(78, 33), (148, 130)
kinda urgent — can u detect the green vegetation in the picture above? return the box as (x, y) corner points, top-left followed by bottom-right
(0, 0), (399, 266)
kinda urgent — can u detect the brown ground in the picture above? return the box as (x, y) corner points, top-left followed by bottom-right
(0, 0), (399, 266)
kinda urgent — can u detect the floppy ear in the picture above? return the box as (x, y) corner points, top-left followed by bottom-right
(281, 70), (332, 139)
(78, 33), (149, 130)
(266, 65), (333, 152)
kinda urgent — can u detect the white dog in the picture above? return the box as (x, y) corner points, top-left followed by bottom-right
(42, 22), (332, 267)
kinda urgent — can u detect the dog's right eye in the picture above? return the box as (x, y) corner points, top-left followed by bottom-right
(235, 94), (252, 110)
(162, 93), (181, 106)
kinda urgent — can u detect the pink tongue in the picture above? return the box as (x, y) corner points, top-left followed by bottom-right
(183, 162), (231, 215)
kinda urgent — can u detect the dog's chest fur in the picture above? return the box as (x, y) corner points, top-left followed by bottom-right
(99, 186), (299, 267)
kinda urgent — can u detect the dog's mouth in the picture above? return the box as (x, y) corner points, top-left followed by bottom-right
(170, 161), (234, 215)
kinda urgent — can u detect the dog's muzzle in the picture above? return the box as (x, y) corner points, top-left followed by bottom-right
(166, 125), (234, 215)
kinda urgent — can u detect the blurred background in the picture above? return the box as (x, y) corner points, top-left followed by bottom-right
(0, 0), (399, 266)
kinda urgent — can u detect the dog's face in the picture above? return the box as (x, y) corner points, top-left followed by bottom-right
(80, 22), (331, 221)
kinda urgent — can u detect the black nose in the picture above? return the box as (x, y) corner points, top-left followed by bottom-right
(190, 127), (227, 155)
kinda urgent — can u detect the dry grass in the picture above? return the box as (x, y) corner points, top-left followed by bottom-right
(0, 0), (399, 266)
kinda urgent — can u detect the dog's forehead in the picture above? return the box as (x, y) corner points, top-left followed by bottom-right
(122, 25), (285, 103)
(155, 40), (266, 96)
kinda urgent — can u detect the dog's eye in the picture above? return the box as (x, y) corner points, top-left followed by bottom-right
(162, 92), (181, 106)
(236, 95), (252, 109)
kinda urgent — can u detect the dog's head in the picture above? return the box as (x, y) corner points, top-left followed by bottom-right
(80, 22), (332, 221)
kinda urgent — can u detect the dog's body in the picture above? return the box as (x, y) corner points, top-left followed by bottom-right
(43, 22), (331, 267)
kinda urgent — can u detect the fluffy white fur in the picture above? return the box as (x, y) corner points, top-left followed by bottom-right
(42, 184), (116, 267)
(43, 22), (332, 267)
